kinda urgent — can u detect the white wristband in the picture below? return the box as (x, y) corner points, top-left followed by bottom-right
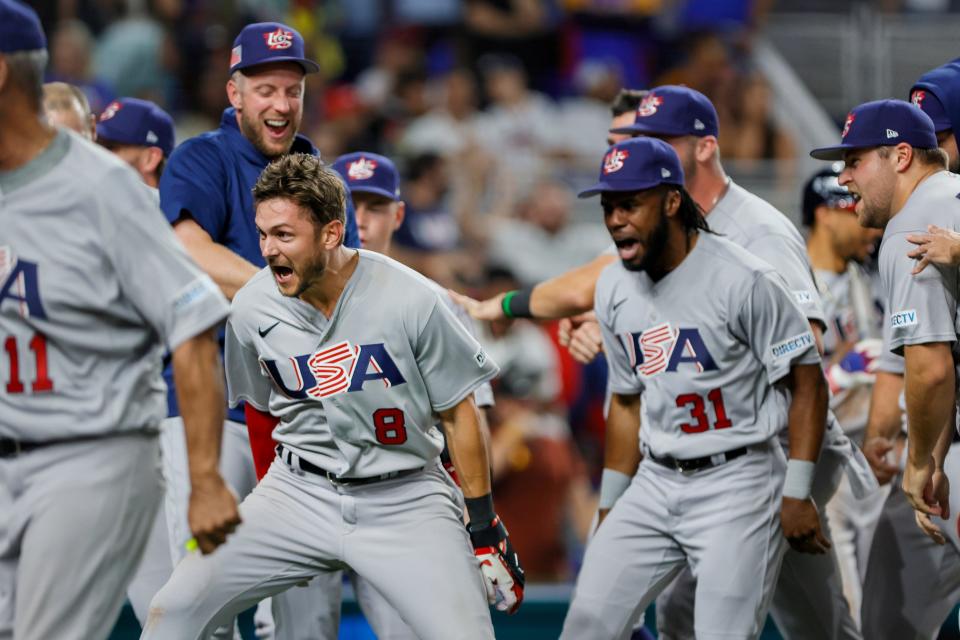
(782, 459), (816, 500)
(599, 468), (632, 509)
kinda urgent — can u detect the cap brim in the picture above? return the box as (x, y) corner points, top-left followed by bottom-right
(809, 144), (856, 161)
(233, 56), (321, 74)
(349, 186), (400, 201)
(577, 179), (663, 199)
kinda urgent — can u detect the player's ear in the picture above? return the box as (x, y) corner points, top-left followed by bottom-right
(393, 202), (406, 231)
(226, 74), (243, 111)
(663, 189), (681, 218)
(142, 147), (164, 175)
(694, 136), (718, 164)
(893, 143), (913, 173)
(322, 219), (345, 248)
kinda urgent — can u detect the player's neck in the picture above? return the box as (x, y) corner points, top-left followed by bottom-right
(647, 228), (699, 282)
(807, 231), (845, 274)
(299, 247), (360, 317)
(0, 105), (57, 172)
(689, 165), (729, 216)
(890, 163), (942, 219)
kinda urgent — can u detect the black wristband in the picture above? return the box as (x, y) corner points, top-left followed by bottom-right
(465, 493), (496, 528)
(504, 287), (534, 319)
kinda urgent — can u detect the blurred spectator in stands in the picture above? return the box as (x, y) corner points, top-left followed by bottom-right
(474, 53), (561, 194)
(487, 180), (610, 287)
(43, 82), (97, 140)
(401, 68), (484, 157)
(558, 58), (626, 163)
(721, 71), (794, 166)
(309, 84), (383, 159)
(477, 267), (597, 581)
(655, 31), (736, 108)
(93, 10), (170, 104)
(463, 0), (557, 91)
(392, 152), (473, 285)
(355, 28), (424, 110)
(47, 19), (115, 114)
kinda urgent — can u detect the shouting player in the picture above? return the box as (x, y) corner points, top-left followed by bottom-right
(560, 136), (829, 640)
(141, 154), (522, 639)
(0, 3), (238, 639)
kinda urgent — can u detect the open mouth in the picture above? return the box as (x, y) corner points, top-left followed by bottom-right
(614, 238), (640, 261)
(271, 265), (294, 285)
(264, 118), (290, 140)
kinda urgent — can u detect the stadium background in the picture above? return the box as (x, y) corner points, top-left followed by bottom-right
(27, 0), (960, 637)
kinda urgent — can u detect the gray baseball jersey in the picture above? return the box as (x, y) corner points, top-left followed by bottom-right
(0, 130), (229, 440)
(225, 249), (499, 477)
(596, 233), (821, 459)
(879, 171), (960, 356)
(709, 180), (827, 327)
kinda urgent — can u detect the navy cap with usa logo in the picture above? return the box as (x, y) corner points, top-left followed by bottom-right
(0, 0), (46, 53)
(97, 98), (176, 158)
(229, 22), (320, 76)
(810, 99), (938, 161)
(330, 152), (401, 202)
(578, 137), (685, 198)
(609, 85), (719, 138)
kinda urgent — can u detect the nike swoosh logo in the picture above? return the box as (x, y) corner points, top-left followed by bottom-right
(258, 322), (280, 338)
(612, 299), (627, 312)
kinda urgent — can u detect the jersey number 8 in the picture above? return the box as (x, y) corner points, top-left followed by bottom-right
(373, 408), (407, 445)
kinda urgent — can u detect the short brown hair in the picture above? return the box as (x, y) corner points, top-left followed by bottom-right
(253, 153), (346, 235)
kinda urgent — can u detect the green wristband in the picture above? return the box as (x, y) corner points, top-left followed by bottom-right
(501, 291), (518, 318)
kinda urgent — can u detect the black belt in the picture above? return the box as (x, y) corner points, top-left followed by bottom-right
(0, 434), (110, 458)
(647, 446), (748, 473)
(277, 445), (423, 486)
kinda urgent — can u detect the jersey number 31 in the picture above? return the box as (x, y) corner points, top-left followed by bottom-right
(676, 388), (731, 434)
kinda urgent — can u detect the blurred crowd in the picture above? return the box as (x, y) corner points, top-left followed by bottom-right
(33, 0), (800, 582)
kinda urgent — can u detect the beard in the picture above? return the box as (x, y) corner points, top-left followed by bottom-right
(291, 256), (326, 298)
(237, 109), (298, 159)
(857, 188), (893, 230)
(623, 197), (670, 273)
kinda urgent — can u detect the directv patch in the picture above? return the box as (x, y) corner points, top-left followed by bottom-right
(890, 309), (918, 328)
(771, 332), (814, 359)
(792, 290), (813, 305)
(174, 277), (215, 311)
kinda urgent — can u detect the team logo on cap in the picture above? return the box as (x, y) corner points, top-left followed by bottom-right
(347, 157), (378, 180)
(230, 45), (242, 67)
(911, 89), (926, 108)
(637, 93), (662, 117)
(263, 28), (294, 50)
(603, 149), (629, 174)
(100, 101), (121, 122)
(841, 112), (855, 139)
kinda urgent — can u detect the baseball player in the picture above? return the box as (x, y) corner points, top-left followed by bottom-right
(156, 21), (359, 638)
(96, 98), (174, 190)
(0, 3), (238, 639)
(141, 153), (522, 639)
(42, 81), (96, 140)
(812, 99), (959, 533)
(560, 136), (829, 640)
(90, 96), (180, 626)
(802, 166), (887, 622)
(854, 71), (960, 637)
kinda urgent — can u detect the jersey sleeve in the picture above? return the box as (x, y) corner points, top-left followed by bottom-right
(99, 166), (229, 351)
(880, 232), (958, 355)
(224, 315), (272, 411)
(158, 138), (228, 237)
(733, 270), (822, 385)
(744, 233), (826, 327)
(595, 276), (644, 396)
(414, 296), (500, 412)
(445, 293), (495, 407)
(876, 316), (906, 374)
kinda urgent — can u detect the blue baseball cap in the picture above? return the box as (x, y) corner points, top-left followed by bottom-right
(97, 98), (175, 157)
(609, 85), (719, 138)
(0, 0), (46, 53)
(331, 152), (401, 201)
(910, 88), (951, 132)
(578, 137), (685, 198)
(229, 22), (319, 76)
(810, 99), (938, 161)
